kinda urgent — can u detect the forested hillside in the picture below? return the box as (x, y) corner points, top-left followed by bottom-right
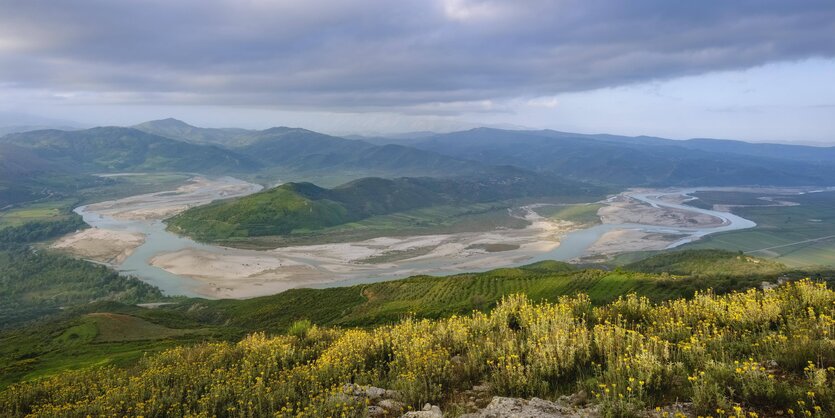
(167, 174), (596, 241)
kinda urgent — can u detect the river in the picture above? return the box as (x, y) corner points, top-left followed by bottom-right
(73, 178), (757, 298)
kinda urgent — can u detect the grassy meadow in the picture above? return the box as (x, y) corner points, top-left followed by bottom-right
(0, 200), (78, 229)
(685, 191), (835, 267)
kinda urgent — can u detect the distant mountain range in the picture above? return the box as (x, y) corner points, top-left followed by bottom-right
(133, 118), (491, 179)
(2, 118), (834, 209)
(134, 119), (835, 187)
(403, 128), (835, 186)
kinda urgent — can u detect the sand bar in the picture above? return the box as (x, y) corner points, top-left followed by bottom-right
(52, 228), (145, 264)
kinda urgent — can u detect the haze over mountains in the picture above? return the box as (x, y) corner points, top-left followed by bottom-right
(404, 128), (835, 186)
(134, 119), (835, 187)
(2, 118), (834, 209)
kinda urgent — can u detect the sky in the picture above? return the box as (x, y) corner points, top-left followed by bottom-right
(1, 0), (834, 143)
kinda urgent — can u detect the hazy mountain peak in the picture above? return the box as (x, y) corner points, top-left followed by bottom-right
(260, 126), (304, 134)
(139, 118), (193, 128)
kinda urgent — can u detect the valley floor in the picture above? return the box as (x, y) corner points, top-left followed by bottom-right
(50, 176), (810, 299)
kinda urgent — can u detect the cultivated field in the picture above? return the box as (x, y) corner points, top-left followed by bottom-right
(685, 191), (835, 267)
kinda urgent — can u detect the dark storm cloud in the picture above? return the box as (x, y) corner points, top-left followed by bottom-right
(1, 0), (834, 112)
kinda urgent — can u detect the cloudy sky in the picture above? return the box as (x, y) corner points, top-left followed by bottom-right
(1, 0), (834, 142)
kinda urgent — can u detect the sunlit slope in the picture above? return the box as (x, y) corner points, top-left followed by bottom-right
(3, 279), (832, 417)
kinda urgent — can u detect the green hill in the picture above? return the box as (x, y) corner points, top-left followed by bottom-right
(624, 249), (788, 277)
(0, 127), (259, 174)
(167, 174), (596, 241)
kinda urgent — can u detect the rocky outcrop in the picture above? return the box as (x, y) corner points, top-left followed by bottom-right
(401, 403), (443, 418)
(344, 383), (601, 417)
(458, 396), (599, 418)
(341, 384), (405, 417)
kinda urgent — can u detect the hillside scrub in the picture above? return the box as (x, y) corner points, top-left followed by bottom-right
(2, 280), (833, 417)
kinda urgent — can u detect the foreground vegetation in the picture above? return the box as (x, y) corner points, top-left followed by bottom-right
(2, 280), (832, 417)
(3, 250), (816, 392)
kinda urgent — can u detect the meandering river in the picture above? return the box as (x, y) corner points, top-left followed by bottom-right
(74, 177), (757, 298)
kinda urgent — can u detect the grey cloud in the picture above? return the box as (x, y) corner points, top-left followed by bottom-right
(1, 0), (834, 113)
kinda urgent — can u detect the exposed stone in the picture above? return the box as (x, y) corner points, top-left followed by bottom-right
(655, 401), (694, 418)
(366, 386), (387, 400)
(401, 404), (443, 418)
(368, 405), (387, 417)
(458, 396), (598, 418)
(379, 399), (406, 414)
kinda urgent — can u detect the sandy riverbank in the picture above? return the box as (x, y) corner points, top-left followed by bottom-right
(83, 176), (260, 221)
(52, 228), (145, 264)
(599, 195), (724, 228)
(582, 229), (687, 261)
(146, 207), (577, 298)
(149, 249), (331, 298)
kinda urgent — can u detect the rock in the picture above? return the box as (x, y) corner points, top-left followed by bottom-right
(366, 386), (387, 400)
(402, 404), (443, 418)
(379, 399), (406, 414)
(760, 281), (777, 290)
(459, 396), (598, 418)
(655, 402), (694, 418)
(368, 405), (387, 417)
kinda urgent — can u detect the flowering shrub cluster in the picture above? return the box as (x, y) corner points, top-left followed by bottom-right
(1, 280), (833, 417)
